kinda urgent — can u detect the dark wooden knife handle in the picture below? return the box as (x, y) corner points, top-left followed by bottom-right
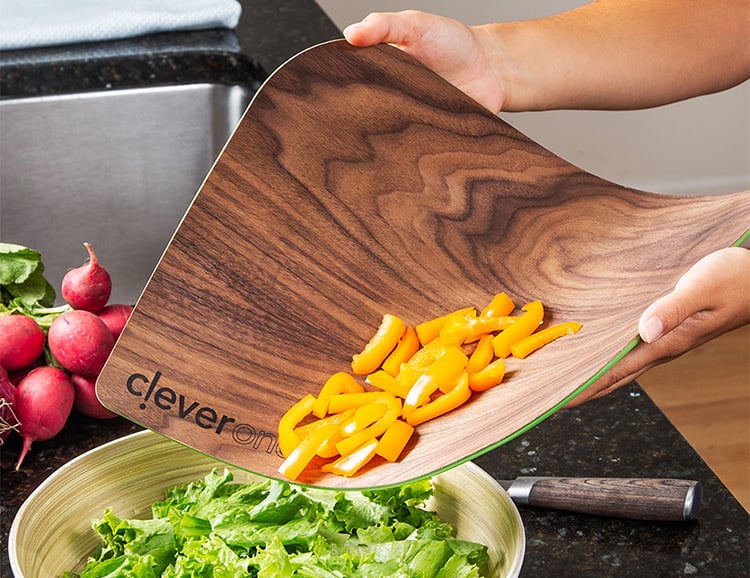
(507, 477), (702, 521)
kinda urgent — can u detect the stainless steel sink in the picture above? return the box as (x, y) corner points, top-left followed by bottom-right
(0, 82), (255, 305)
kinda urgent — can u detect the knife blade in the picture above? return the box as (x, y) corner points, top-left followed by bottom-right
(498, 477), (702, 521)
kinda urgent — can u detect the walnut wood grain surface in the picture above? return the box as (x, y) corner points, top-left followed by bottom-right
(96, 40), (750, 488)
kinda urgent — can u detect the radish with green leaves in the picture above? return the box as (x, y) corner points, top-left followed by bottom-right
(48, 310), (115, 377)
(61, 242), (112, 312)
(0, 315), (45, 371)
(14, 366), (75, 470)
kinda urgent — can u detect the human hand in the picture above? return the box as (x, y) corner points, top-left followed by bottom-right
(344, 11), (507, 113)
(568, 246), (750, 406)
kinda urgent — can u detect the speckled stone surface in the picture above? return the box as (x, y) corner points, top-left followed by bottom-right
(474, 383), (750, 576)
(2, 1), (748, 576)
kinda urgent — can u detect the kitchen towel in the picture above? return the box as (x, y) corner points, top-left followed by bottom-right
(0, 0), (242, 51)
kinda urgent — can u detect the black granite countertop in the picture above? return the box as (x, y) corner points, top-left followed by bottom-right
(1, 1), (748, 576)
(0, 0), (340, 98)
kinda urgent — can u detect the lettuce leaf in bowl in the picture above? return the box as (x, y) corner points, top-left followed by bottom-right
(66, 469), (489, 578)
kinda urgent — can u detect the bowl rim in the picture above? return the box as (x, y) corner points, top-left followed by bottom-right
(8, 432), (144, 574)
(10, 429), (525, 577)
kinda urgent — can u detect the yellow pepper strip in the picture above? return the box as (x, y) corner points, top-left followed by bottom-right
(404, 346), (468, 413)
(415, 307), (475, 346)
(295, 408), (355, 437)
(351, 314), (407, 375)
(327, 391), (394, 414)
(336, 395), (402, 456)
(468, 358), (506, 392)
(405, 371), (472, 427)
(466, 334), (494, 374)
(294, 409), (355, 458)
(440, 314), (517, 346)
(480, 292), (515, 318)
(381, 326), (419, 376)
(403, 338), (449, 372)
(470, 316), (517, 336)
(366, 369), (411, 399)
(311, 372), (364, 419)
(277, 422), (340, 480)
(315, 431), (346, 459)
(406, 339), (448, 370)
(437, 313), (475, 346)
(510, 321), (583, 359)
(397, 339), (449, 391)
(321, 437), (379, 477)
(278, 394), (315, 458)
(491, 300), (545, 358)
(397, 363), (421, 394)
(375, 419), (415, 462)
(340, 400), (389, 436)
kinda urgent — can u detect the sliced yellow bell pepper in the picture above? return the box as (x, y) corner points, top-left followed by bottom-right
(321, 437), (379, 477)
(327, 391), (394, 414)
(351, 314), (406, 375)
(404, 338), (450, 367)
(277, 293), (581, 480)
(491, 300), (544, 358)
(439, 314), (517, 345)
(404, 346), (468, 412)
(510, 321), (583, 359)
(277, 422), (340, 480)
(398, 339), (450, 391)
(466, 334), (494, 374)
(375, 419), (415, 462)
(366, 369), (411, 399)
(340, 399), (389, 436)
(480, 292), (515, 318)
(336, 394), (402, 456)
(415, 307), (475, 345)
(314, 430), (347, 459)
(278, 394), (315, 458)
(405, 371), (472, 427)
(436, 309), (475, 345)
(311, 372), (364, 419)
(294, 409), (355, 458)
(468, 358), (506, 392)
(381, 326), (419, 376)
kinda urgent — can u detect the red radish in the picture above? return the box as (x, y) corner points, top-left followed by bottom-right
(8, 359), (44, 387)
(98, 304), (133, 340)
(61, 242), (112, 312)
(48, 310), (115, 377)
(14, 366), (75, 470)
(0, 365), (19, 445)
(0, 315), (45, 371)
(71, 374), (118, 419)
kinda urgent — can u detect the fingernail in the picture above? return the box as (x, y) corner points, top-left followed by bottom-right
(640, 316), (663, 343)
(343, 23), (361, 35)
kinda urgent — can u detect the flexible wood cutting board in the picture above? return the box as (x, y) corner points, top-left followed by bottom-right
(96, 40), (750, 489)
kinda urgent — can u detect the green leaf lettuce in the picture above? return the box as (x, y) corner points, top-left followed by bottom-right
(65, 469), (490, 578)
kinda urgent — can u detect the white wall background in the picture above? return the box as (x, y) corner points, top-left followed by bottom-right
(317, 0), (749, 196)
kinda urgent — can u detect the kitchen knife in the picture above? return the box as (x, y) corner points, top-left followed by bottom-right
(498, 477), (701, 521)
